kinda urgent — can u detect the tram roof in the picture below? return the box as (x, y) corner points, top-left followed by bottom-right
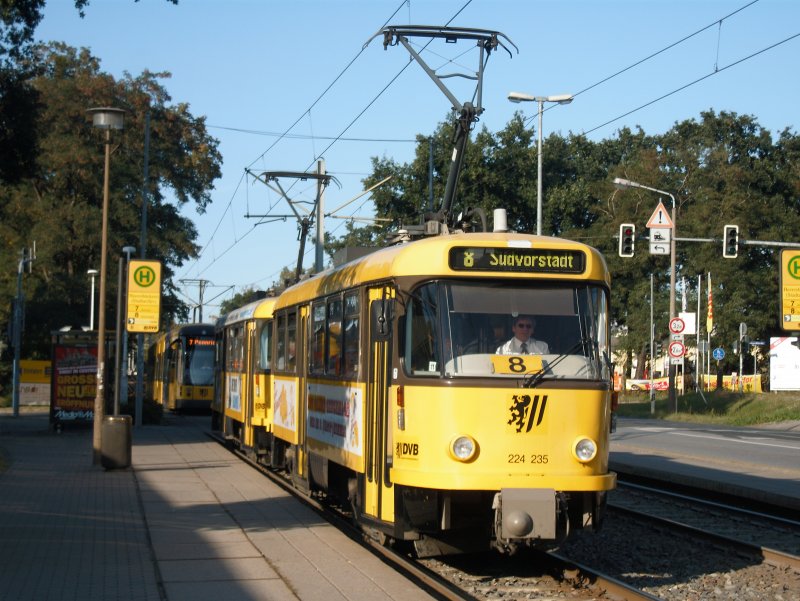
(277, 232), (609, 309)
(216, 296), (278, 329)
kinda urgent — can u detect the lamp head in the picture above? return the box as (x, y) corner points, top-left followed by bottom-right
(122, 246), (136, 257)
(507, 91), (535, 103)
(547, 94), (573, 105)
(87, 269), (99, 277)
(613, 177), (635, 190)
(87, 107), (125, 130)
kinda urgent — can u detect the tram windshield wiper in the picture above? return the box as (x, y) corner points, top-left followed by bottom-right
(522, 338), (596, 388)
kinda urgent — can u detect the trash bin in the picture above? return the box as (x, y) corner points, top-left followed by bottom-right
(101, 415), (132, 470)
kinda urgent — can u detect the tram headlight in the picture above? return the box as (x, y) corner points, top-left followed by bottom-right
(572, 437), (597, 463)
(449, 435), (477, 462)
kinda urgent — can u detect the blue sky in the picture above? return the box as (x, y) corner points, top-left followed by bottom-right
(38, 0), (799, 319)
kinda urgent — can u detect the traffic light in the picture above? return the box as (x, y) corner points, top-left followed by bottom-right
(618, 223), (635, 257)
(723, 224), (739, 258)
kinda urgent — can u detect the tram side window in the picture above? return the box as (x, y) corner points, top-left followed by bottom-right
(169, 341), (180, 383)
(343, 292), (359, 379)
(226, 326), (244, 372)
(287, 311), (297, 371)
(276, 314), (286, 371)
(403, 283), (441, 375)
(310, 303), (326, 375)
(327, 297), (343, 376)
(256, 321), (271, 371)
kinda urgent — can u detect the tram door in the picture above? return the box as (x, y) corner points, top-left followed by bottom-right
(244, 323), (256, 448)
(363, 288), (395, 522)
(292, 306), (311, 491)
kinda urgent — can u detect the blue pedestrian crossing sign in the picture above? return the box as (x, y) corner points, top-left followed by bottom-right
(712, 347), (725, 361)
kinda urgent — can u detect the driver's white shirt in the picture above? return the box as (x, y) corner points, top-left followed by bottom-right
(496, 337), (549, 355)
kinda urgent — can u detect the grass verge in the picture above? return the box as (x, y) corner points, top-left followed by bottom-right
(616, 390), (800, 426)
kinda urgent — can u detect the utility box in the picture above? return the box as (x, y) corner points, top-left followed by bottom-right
(101, 415), (132, 469)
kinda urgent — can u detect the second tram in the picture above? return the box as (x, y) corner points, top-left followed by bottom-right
(148, 323), (216, 411)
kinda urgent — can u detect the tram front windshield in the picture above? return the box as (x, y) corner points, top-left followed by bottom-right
(402, 281), (610, 380)
(184, 337), (215, 386)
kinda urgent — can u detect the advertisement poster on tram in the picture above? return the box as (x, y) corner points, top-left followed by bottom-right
(50, 343), (97, 423)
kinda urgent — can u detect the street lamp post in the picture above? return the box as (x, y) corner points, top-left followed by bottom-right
(88, 106), (125, 465)
(508, 92), (574, 235)
(87, 269), (99, 330)
(613, 177), (678, 410)
(117, 246), (136, 414)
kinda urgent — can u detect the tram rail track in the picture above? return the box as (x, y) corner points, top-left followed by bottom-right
(206, 427), (668, 600)
(611, 480), (800, 570)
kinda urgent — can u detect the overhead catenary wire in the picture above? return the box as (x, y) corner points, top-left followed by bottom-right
(183, 0), (793, 313)
(582, 30), (800, 136)
(182, 0), (476, 295)
(179, 0), (415, 288)
(525, 0), (762, 128)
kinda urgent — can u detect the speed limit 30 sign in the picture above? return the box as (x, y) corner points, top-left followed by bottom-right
(669, 317), (686, 335)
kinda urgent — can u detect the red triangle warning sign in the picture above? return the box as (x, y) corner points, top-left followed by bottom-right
(646, 201), (674, 228)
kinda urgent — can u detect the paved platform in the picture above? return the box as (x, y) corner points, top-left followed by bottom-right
(0, 411), (437, 601)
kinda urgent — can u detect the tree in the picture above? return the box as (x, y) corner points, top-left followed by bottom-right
(345, 109), (800, 382)
(0, 1), (177, 183)
(0, 42), (221, 362)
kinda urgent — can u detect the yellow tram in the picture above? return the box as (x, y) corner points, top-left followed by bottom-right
(222, 231), (616, 555)
(147, 323), (216, 411)
(212, 297), (277, 457)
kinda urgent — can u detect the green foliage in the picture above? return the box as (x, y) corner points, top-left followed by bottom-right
(0, 1), (177, 182)
(616, 390), (800, 426)
(0, 42), (221, 364)
(338, 109), (800, 379)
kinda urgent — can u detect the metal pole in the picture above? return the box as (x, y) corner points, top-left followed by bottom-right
(116, 247), (135, 414)
(198, 280), (206, 323)
(650, 273), (655, 414)
(429, 137), (434, 212)
(93, 128), (112, 464)
(536, 99), (543, 236)
(135, 110), (150, 429)
(314, 158), (325, 272)
(696, 274), (701, 393)
(11, 252), (25, 417)
(707, 329), (711, 392)
(89, 271), (97, 330)
(739, 336), (744, 392)
(668, 196), (677, 412)
(113, 256), (123, 416)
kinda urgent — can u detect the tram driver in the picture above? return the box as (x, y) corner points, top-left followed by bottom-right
(496, 315), (549, 355)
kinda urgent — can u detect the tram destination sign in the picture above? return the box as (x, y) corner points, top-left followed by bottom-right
(449, 247), (586, 274)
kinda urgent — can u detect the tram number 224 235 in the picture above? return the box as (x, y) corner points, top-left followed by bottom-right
(507, 454), (550, 464)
